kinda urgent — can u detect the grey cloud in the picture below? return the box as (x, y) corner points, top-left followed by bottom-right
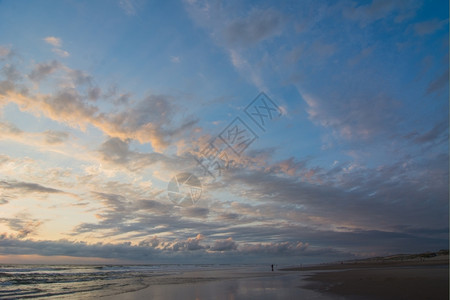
(0, 233), (415, 263)
(217, 212), (240, 221)
(1, 64), (21, 81)
(239, 241), (308, 255)
(104, 94), (198, 150)
(218, 152), (448, 232)
(98, 137), (177, 171)
(88, 86), (101, 101)
(426, 69), (449, 94)
(68, 69), (93, 86)
(412, 121), (448, 144)
(210, 237), (237, 251)
(182, 207), (209, 219)
(48, 89), (98, 118)
(0, 64), (24, 95)
(0, 46), (14, 60)
(0, 235), (337, 263)
(99, 138), (131, 164)
(304, 91), (400, 140)
(93, 192), (130, 213)
(0, 121), (22, 135)
(0, 216), (42, 239)
(342, 0), (421, 27)
(138, 200), (171, 213)
(43, 130), (69, 144)
(138, 236), (160, 248)
(167, 235), (205, 251)
(224, 8), (284, 47)
(0, 180), (64, 194)
(0, 79), (15, 95)
(28, 60), (61, 82)
(115, 93), (131, 105)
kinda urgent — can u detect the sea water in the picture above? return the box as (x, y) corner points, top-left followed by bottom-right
(0, 264), (247, 299)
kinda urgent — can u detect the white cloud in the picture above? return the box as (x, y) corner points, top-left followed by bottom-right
(44, 36), (62, 47)
(52, 48), (70, 58)
(170, 56), (181, 63)
(119, 0), (139, 15)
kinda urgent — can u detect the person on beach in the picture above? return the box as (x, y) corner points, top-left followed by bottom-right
(271, 264), (274, 271)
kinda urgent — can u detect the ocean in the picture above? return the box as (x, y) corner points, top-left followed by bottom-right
(0, 264), (249, 299)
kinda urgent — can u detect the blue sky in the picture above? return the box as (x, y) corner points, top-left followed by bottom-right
(0, 0), (448, 264)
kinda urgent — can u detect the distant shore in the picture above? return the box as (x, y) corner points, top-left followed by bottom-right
(283, 253), (449, 300)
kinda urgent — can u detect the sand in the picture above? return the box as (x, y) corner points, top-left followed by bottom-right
(101, 268), (339, 300)
(287, 256), (449, 300)
(303, 266), (448, 300)
(99, 257), (449, 300)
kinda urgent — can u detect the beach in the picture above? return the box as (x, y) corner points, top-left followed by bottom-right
(102, 268), (338, 300)
(100, 255), (449, 300)
(286, 255), (449, 300)
(0, 258), (447, 299)
(302, 266), (448, 300)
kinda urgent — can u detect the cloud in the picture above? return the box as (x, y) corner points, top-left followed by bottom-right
(0, 46), (12, 58)
(410, 121), (448, 144)
(52, 48), (70, 58)
(2, 61), (197, 151)
(224, 8), (284, 47)
(100, 94), (198, 151)
(44, 37), (62, 47)
(183, 207), (209, 218)
(414, 18), (449, 36)
(239, 241), (308, 254)
(217, 151), (448, 233)
(28, 60), (61, 82)
(228, 50), (264, 89)
(0, 215), (43, 239)
(301, 91), (399, 140)
(270, 157), (307, 176)
(99, 138), (131, 165)
(0, 180), (64, 194)
(1, 64), (21, 81)
(160, 234), (206, 251)
(170, 56), (181, 63)
(0, 121), (23, 136)
(43, 37), (70, 58)
(119, 0), (141, 15)
(426, 69), (449, 94)
(342, 0), (422, 27)
(97, 137), (178, 171)
(43, 130), (69, 144)
(210, 237), (237, 251)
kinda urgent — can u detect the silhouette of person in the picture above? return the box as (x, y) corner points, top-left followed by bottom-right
(271, 264), (274, 271)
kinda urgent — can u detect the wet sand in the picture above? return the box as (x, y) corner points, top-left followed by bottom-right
(303, 266), (448, 300)
(100, 257), (449, 300)
(101, 268), (341, 300)
(286, 256), (449, 300)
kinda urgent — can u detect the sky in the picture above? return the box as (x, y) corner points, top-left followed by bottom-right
(0, 0), (448, 265)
